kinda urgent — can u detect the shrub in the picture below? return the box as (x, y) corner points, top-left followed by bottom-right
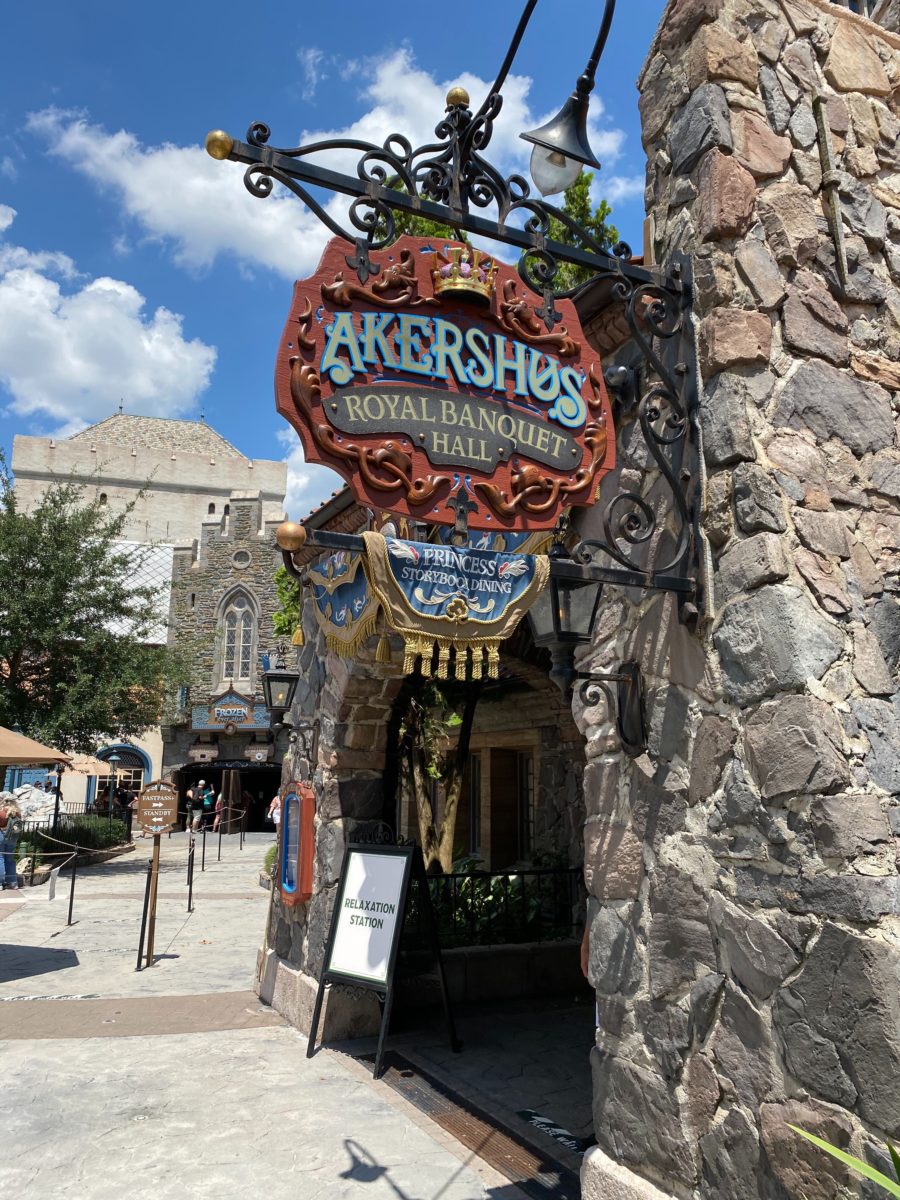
(34, 816), (128, 855)
(263, 844), (277, 878)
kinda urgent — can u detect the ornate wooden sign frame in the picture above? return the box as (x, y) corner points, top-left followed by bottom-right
(275, 235), (615, 532)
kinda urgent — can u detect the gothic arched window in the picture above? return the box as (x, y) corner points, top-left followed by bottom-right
(219, 591), (257, 686)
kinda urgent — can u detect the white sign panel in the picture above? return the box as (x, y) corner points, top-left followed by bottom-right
(327, 850), (408, 986)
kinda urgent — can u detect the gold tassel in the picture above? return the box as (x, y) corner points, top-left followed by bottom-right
(472, 647), (483, 681)
(423, 638), (436, 678)
(488, 645), (500, 679)
(403, 638), (417, 676)
(455, 645), (467, 681)
(375, 632), (391, 663)
(291, 624), (305, 647)
(437, 641), (450, 680)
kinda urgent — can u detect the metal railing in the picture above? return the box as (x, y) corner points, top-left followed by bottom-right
(409, 867), (582, 949)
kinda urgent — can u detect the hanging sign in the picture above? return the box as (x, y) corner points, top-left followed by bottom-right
(362, 532), (549, 679)
(308, 549), (380, 658)
(275, 235), (615, 532)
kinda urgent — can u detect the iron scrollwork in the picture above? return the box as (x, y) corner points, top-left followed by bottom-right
(229, 95), (634, 314)
(566, 254), (701, 620)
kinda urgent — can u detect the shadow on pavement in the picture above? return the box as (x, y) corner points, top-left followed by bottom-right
(341, 1138), (560, 1200)
(0, 944), (79, 984)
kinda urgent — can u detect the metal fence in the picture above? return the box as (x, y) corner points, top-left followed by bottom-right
(410, 867), (582, 949)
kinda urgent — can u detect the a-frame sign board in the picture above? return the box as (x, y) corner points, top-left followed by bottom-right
(307, 843), (460, 1078)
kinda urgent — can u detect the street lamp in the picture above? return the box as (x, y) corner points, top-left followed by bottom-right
(106, 750), (122, 825)
(527, 547), (647, 756)
(521, 0), (616, 195)
(53, 760), (65, 835)
(262, 644), (301, 730)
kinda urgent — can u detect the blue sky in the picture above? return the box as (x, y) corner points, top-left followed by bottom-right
(0, 0), (666, 517)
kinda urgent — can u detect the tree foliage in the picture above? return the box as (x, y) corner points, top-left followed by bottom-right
(546, 171), (619, 292)
(398, 678), (480, 874)
(385, 170), (617, 292)
(272, 565), (302, 639)
(0, 456), (188, 753)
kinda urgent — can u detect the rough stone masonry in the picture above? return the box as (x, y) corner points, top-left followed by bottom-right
(578, 1), (900, 1198)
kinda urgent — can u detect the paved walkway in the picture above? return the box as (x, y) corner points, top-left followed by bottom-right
(1, 833), (527, 1200)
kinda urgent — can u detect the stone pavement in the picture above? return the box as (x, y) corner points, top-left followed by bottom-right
(391, 997), (595, 1143)
(1, 832), (528, 1200)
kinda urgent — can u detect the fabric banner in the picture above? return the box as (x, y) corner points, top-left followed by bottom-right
(362, 532), (549, 680)
(308, 550), (380, 658)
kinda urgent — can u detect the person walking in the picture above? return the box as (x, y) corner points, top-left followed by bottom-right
(189, 781), (207, 832)
(201, 784), (216, 831)
(0, 798), (24, 891)
(267, 791), (282, 837)
(213, 791), (224, 832)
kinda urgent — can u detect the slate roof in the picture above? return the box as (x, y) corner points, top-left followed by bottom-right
(68, 413), (246, 459)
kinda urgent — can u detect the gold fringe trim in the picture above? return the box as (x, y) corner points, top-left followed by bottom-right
(398, 636), (507, 681)
(324, 611), (380, 659)
(291, 624), (305, 647)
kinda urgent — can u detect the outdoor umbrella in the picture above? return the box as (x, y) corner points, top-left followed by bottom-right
(0, 726), (72, 767)
(68, 753), (109, 776)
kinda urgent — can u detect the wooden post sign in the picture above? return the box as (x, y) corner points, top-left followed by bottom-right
(307, 844), (459, 1078)
(136, 780), (178, 836)
(275, 235), (616, 532)
(135, 781), (177, 969)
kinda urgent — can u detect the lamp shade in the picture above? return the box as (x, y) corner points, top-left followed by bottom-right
(521, 93), (601, 197)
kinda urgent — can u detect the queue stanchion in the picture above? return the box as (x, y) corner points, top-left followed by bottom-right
(135, 859), (153, 971)
(217, 818), (223, 862)
(187, 837), (195, 913)
(201, 826), (207, 872)
(66, 855), (77, 926)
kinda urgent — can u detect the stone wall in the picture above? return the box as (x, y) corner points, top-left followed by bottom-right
(12, 431), (286, 544)
(580, 2), (900, 1198)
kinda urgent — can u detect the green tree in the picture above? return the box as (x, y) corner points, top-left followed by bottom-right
(546, 170), (619, 292)
(397, 678), (480, 874)
(272, 565), (302, 639)
(0, 456), (188, 759)
(384, 170), (617, 292)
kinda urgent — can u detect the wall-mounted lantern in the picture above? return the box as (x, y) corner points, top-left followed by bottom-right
(528, 547), (648, 756)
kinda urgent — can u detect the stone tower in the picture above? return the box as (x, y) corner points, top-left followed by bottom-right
(580, 1), (900, 1197)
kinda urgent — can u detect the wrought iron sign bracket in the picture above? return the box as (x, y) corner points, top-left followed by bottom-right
(576, 662), (647, 757)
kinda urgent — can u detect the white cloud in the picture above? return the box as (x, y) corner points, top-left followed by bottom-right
(298, 47), (327, 102)
(277, 427), (343, 519)
(602, 175), (645, 205)
(0, 207), (215, 430)
(0, 157), (16, 181)
(27, 47), (637, 283)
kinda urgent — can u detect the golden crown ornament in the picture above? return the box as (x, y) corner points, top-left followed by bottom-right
(432, 246), (499, 306)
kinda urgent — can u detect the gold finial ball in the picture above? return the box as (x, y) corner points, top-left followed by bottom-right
(446, 86), (470, 109)
(205, 130), (234, 161)
(275, 521), (308, 552)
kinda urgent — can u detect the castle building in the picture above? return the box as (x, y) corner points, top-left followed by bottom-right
(11, 412), (288, 811)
